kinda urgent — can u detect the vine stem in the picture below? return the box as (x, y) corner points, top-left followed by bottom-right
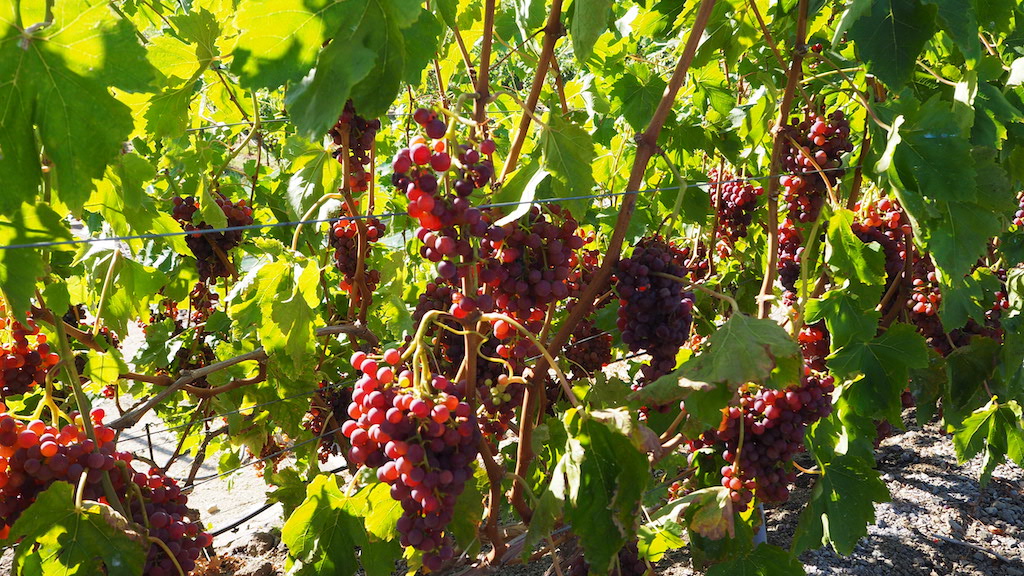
(497, 0), (565, 183)
(509, 0), (718, 519)
(793, 214), (824, 335)
(473, 0), (496, 127)
(92, 249), (120, 337)
(756, 0), (809, 320)
(746, 0), (813, 106)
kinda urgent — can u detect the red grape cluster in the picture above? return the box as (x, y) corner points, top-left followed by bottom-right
(0, 315), (60, 398)
(0, 408), (211, 574)
(615, 236), (696, 384)
(171, 193), (254, 281)
(798, 321), (830, 373)
(341, 350), (479, 571)
(302, 382), (353, 463)
(328, 204), (386, 299)
(329, 101), (381, 194)
(565, 318), (612, 377)
(776, 218), (803, 299)
(709, 169), (764, 242)
(566, 539), (648, 576)
(707, 373), (835, 509)
(393, 109), (498, 285)
(779, 109), (853, 223)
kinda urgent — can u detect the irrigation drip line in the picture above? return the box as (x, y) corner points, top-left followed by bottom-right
(1, 167), (851, 251)
(185, 424), (346, 487)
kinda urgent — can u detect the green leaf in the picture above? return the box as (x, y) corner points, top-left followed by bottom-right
(540, 113), (597, 200)
(829, 323), (929, 422)
(824, 210), (887, 286)
(558, 409), (649, 575)
(953, 399), (1024, 486)
(920, 0), (980, 60)
(792, 454), (890, 555)
(706, 543), (805, 576)
(847, 0), (937, 89)
(0, 204), (74, 316)
(609, 70), (668, 132)
(282, 475), (365, 575)
(943, 337), (1000, 426)
(285, 0), (414, 138)
(450, 466), (485, 558)
(571, 0), (613, 63)
(805, 285), (882, 351)
(0, 1), (144, 213)
(633, 315), (800, 423)
(401, 9), (442, 85)
(8, 482), (147, 576)
(232, 0), (350, 89)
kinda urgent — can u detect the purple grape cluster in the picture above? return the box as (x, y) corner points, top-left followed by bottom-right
(615, 237), (696, 384)
(171, 193), (254, 281)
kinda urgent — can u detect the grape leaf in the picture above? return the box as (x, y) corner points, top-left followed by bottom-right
(706, 543), (805, 576)
(401, 9), (442, 85)
(610, 69), (668, 132)
(6, 482), (147, 576)
(0, 1), (146, 214)
(829, 323), (929, 423)
(633, 315), (800, 426)
(540, 113), (597, 200)
(804, 284), (882, 350)
(920, 0), (980, 60)
(0, 204), (75, 316)
(939, 268), (1000, 330)
(282, 475), (366, 575)
(450, 466), (485, 558)
(953, 399), (1024, 485)
(847, 0), (937, 89)
(943, 337), (1000, 426)
(824, 209), (886, 286)
(571, 0), (613, 63)
(232, 0), (351, 89)
(791, 453), (890, 556)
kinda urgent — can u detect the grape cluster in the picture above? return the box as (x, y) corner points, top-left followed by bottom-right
(412, 280), (524, 442)
(483, 205), (584, 319)
(776, 218), (803, 298)
(707, 374), (835, 509)
(0, 315), (59, 398)
(302, 381), (353, 463)
(0, 408), (211, 574)
(329, 101), (381, 194)
(615, 237), (696, 384)
(393, 109), (498, 288)
(188, 282), (220, 325)
(64, 305), (120, 349)
(709, 169), (764, 242)
(566, 539), (648, 576)
(328, 206), (386, 299)
(341, 350), (479, 571)
(1014, 191), (1024, 227)
(798, 321), (830, 373)
(779, 110), (854, 223)
(171, 193), (254, 281)
(565, 318), (612, 377)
